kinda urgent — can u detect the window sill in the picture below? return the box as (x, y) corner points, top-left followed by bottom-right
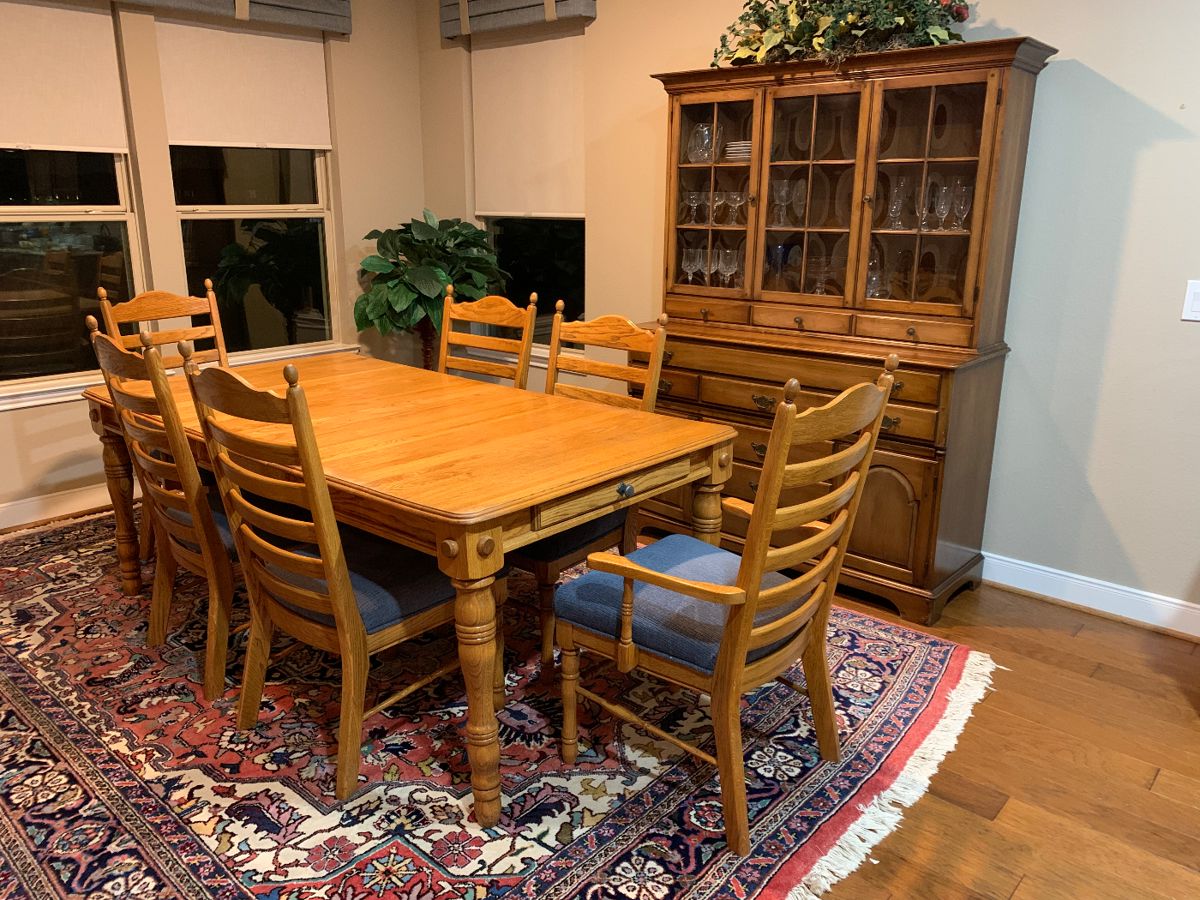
(0, 341), (359, 413)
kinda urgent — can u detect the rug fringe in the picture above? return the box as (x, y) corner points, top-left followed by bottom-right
(787, 649), (996, 899)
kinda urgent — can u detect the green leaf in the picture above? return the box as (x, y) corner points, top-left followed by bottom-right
(927, 25), (950, 44)
(816, 15), (834, 35)
(353, 294), (371, 330)
(406, 265), (446, 300)
(410, 220), (440, 243)
(422, 209), (439, 229)
(388, 281), (417, 312)
(359, 254), (395, 274)
(364, 229), (384, 240)
(757, 26), (784, 62)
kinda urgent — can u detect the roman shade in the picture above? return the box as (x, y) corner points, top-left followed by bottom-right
(129, 0), (351, 34)
(470, 31), (585, 218)
(156, 19), (332, 149)
(0, 0), (128, 152)
(440, 0), (595, 39)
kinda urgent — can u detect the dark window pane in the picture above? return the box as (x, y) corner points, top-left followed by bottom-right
(0, 150), (119, 206)
(491, 217), (584, 343)
(170, 147), (318, 206)
(0, 221), (131, 380)
(181, 217), (330, 353)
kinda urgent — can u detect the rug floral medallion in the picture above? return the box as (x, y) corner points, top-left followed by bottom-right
(0, 513), (993, 900)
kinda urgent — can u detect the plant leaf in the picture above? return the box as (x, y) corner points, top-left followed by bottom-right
(410, 220), (440, 243)
(406, 265), (446, 300)
(422, 209), (439, 229)
(359, 255), (395, 274)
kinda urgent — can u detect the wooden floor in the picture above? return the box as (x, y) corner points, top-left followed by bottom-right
(831, 584), (1200, 900)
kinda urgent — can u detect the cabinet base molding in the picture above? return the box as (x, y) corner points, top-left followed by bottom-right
(839, 556), (983, 626)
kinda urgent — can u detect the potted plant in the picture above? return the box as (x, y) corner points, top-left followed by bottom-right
(713, 0), (970, 67)
(354, 211), (506, 369)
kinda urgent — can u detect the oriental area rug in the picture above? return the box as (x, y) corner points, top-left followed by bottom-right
(0, 511), (993, 900)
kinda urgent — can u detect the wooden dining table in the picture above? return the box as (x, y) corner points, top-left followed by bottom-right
(83, 351), (735, 826)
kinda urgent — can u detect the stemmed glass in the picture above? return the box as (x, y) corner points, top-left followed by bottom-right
(935, 185), (953, 230)
(918, 183), (938, 232)
(809, 255), (831, 295)
(952, 180), (974, 230)
(770, 179), (793, 227)
(681, 248), (703, 284)
(725, 190), (746, 226)
(711, 190), (727, 225)
(791, 178), (808, 224)
(886, 175), (910, 230)
(704, 247), (720, 286)
(769, 243), (789, 291)
(866, 244), (888, 298)
(718, 247), (740, 288)
(684, 190), (702, 225)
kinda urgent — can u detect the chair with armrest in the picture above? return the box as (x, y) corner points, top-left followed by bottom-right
(436, 284), (536, 387)
(555, 355), (898, 854)
(99, 279), (227, 369)
(86, 318), (237, 700)
(181, 342), (506, 800)
(510, 300), (669, 671)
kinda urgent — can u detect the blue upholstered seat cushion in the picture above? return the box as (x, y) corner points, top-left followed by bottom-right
(272, 528), (457, 635)
(162, 490), (236, 555)
(517, 510), (626, 563)
(555, 533), (802, 675)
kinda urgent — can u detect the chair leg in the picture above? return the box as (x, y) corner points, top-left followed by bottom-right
(801, 631), (842, 763)
(237, 595), (273, 729)
(335, 647), (369, 801)
(147, 534), (176, 645)
(201, 561), (235, 702)
(712, 687), (750, 855)
(138, 511), (156, 562)
(559, 625), (579, 765)
(535, 562), (559, 670)
(492, 577), (507, 710)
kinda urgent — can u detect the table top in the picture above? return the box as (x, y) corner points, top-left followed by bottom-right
(85, 352), (734, 525)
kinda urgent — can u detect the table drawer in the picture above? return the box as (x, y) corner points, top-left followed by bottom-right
(751, 303), (854, 336)
(664, 340), (941, 405)
(665, 297), (749, 325)
(855, 314), (973, 348)
(534, 458), (691, 531)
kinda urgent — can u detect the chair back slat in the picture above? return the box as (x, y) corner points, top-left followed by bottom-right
(437, 286), (537, 389)
(710, 357), (898, 685)
(141, 478), (190, 514)
(544, 300), (669, 413)
(99, 281), (228, 367)
(183, 346), (358, 634)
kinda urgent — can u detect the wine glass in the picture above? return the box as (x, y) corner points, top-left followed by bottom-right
(886, 175), (910, 230)
(935, 185), (953, 230)
(866, 243), (888, 298)
(770, 179), (793, 227)
(681, 247), (702, 284)
(809, 255), (830, 295)
(791, 178), (808, 224)
(684, 190), (702, 225)
(725, 190), (746, 226)
(718, 247), (739, 288)
(704, 247), (720, 286)
(711, 190), (727, 225)
(918, 183), (938, 232)
(952, 180), (974, 230)
(769, 242), (788, 290)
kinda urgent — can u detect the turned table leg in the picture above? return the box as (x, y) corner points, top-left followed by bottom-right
(452, 573), (501, 828)
(99, 431), (141, 595)
(690, 444), (732, 547)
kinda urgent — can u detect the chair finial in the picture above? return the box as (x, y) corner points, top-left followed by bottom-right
(529, 291), (538, 307)
(96, 286), (107, 302)
(446, 283), (455, 300)
(884, 353), (900, 373)
(555, 299), (565, 314)
(178, 340), (195, 364)
(85, 315), (99, 336)
(284, 364), (300, 387)
(138, 330), (155, 350)
(657, 312), (669, 328)
(203, 277), (214, 292)
(783, 378), (801, 404)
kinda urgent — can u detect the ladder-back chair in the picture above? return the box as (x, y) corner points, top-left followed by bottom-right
(99, 279), (228, 369)
(182, 344), (502, 800)
(555, 356), (898, 854)
(87, 319), (237, 701)
(512, 300), (670, 670)
(436, 284), (536, 387)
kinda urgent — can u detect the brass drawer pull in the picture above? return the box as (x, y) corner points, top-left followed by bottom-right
(905, 326), (918, 339)
(750, 441), (768, 458)
(658, 378), (673, 394)
(749, 480), (759, 493)
(700, 307), (711, 322)
(616, 482), (636, 500)
(794, 315), (805, 331)
(751, 393), (775, 411)
(881, 415), (902, 431)
(663, 349), (673, 365)
(890, 380), (904, 396)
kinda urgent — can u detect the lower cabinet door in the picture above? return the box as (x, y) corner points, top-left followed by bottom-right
(845, 448), (938, 586)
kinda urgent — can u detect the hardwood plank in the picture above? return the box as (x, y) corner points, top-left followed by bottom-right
(1090, 662), (1200, 716)
(1153, 769), (1200, 810)
(928, 768), (1009, 821)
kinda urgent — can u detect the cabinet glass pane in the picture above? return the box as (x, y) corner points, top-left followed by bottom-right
(809, 164), (855, 229)
(878, 88), (931, 160)
(762, 232), (805, 293)
(804, 231), (850, 296)
(771, 96), (814, 162)
(929, 83), (987, 158)
(712, 231), (748, 290)
(813, 93), (860, 160)
(679, 103), (717, 164)
(914, 235), (969, 304)
(868, 234), (918, 301)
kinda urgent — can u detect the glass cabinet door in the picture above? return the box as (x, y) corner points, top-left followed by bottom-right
(667, 91), (761, 298)
(757, 85), (867, 307)
(860, 75), (994, 315)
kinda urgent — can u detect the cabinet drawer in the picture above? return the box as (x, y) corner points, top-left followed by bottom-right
(665, 297), (749, 325)
(751, 304), (853, 336)
(700, 375), (827, 418)
(664, 341), (941, 405)
(707, 417), (835, 467)
(655, 368), (699, 402)
(534, 458), (690, 531)
(855, 314), (973, 348)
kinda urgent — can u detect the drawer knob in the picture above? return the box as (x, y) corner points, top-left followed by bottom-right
(793, 315), (805, 331)
(658, 378), (673, 395)
(905, 326), (918, 339)
(616, 482), (636, 500)
(749, 480), (760, 494)
(663, 349), (673, 365)
(751, 393), (775, 411)
(750, 441), (768, 458)
(700, 307), (711, 322)
(890, 380), (904, 396)
(881, 415), (902, 431)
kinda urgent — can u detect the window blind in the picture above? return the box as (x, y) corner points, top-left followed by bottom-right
(470, 31), (585, 218)
(0, 0), (128, 152)
(156, 19), (332, 149)
(125, 0), (351, 34)
(440, 0), (595, 40)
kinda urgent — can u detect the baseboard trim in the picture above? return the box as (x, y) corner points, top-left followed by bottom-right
(0, 483), (118, 533)
(982, 552), (1200, 640)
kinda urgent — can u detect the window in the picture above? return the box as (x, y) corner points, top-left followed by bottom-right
(174, 147), (331, 353)
(489, 217), (585, 343)
(0, 150), (136, 382)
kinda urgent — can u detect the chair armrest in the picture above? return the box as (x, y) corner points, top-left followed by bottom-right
(587, 551), (746, 606)
(722, 497), (754, 520)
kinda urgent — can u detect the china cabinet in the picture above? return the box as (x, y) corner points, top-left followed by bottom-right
(640, 38), (1055, 624)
